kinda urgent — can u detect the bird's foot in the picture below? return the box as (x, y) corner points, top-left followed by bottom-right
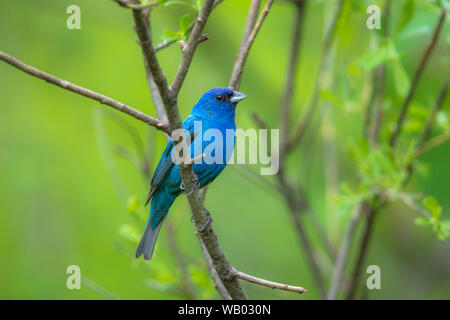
(181, 174), (200, 196)
(195, 209), (213, 233)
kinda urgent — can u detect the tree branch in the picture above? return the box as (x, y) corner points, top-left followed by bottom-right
(199, 238), (232, 300)
(129, 0), (248, 299)
(278, 174), (327, 297)
(345, 204), (377, 299)
(231, 268), (307, 294)
(370, 0), (391, 147)
(389, 9), (446, 148)
(166, 218), (198, 299)
(287, 0), (344, 151)
(344, 75), (449, 300)
(280, 0), (304, 163)
(115, 0), (158, 9)
(327, 0), (393, 300)
(0, 51), (169, 133)
(415, 76), (449, 154)
(326, 202), (364, 299)
(228, 0), (275, 90)
(170, 0), (216, 95)
(228, 0), (262, 89)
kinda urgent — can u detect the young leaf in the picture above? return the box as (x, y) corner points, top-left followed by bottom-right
(179, 14), (191, 35)
(394, 0), (416, 36)
(358, 40), (397, 71)
(162, 29), (182, 42)
(164, 0), (197, 10)
(423, 196), (442, 219)
(414, 216), (432, 226)
(390, 58), (411, 97)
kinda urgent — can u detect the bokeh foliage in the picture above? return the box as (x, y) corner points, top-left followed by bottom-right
(0, 0), (449, 299)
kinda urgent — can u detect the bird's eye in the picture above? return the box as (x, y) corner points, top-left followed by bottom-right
(215, 94), (223, 102)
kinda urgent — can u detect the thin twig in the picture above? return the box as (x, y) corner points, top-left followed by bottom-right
(280, 0), (304, 162)
(0, 51), (169, 133)
(273, 0), (332, 295)
(327, 0), (393, 300)
(345, 75), (449, 299)
(228, 0), (262, 89)
(370, 0), (391, 147)
(82, 277), (121, 300)
(389, 9), (446, 148)
(166, 218), (198, 299)
(278, 174), (327, 297)
(199, 238), (232, 300)
(170, 0), (216, 95)
(326, 202), (364, 299)
(287, 0), (344, 151)
(345, 204), (377, 299)
(114, 0), (159, 9)
(231, 268), (307, 294)
(228, 0), (275, 90)
(404, 76), (449, 183)
(415, 77), (449, 154)
(416, 131), (450, 157)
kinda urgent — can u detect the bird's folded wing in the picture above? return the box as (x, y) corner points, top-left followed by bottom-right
(145, 115), (200, 206)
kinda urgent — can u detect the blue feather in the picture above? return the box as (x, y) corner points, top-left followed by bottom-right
(135, 88), (246, 260)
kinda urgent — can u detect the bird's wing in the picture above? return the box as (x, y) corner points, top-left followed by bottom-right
(145, 115), (198, 206)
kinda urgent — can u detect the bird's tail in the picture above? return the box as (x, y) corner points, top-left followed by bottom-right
(135, 219), (162, 261)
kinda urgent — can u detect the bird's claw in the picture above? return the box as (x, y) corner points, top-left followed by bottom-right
(195, 210), (213, 233)
(181, 174), (200, 196)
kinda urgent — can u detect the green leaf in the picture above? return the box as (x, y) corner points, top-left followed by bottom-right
(179, 14), (191, 35)
(390, 58), (410, 97)
(162, 29), (182, 42)
(358, 40), (398, 70)
(127, 196), (140, 214)
(437, 110), (449, 130)
(394, 0), (416, 36)
(404, 119), (423, 133)
(423, 196), (442, 219)
(409, 103), (429, 119)
(414, 216), (432, 226)
(164, 0), (197, 10)
(194, 0), (204, 12)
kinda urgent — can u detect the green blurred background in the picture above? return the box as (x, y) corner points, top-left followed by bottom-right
(0, 0), (449, 299)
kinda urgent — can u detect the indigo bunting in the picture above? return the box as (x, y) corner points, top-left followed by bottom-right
(135, 88), (247, 260)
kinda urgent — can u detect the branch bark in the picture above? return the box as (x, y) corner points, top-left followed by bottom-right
(280, 0), (304, 163)
(129, 0), (248, 300)
(228, 0), (262, 89)
(326, 202), (363, 299)
(389, 9), (446, 148)
(0, 51), (169, 133)
(228, 0), (275, 90)
(231, 268), (307, 294)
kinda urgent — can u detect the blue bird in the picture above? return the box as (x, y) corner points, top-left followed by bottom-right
(135, 87), (247, 260)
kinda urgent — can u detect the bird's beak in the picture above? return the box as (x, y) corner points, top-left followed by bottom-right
(230, 91), (247, 104)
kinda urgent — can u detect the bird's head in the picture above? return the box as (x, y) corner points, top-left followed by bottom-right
(191, 87), (247, 122)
